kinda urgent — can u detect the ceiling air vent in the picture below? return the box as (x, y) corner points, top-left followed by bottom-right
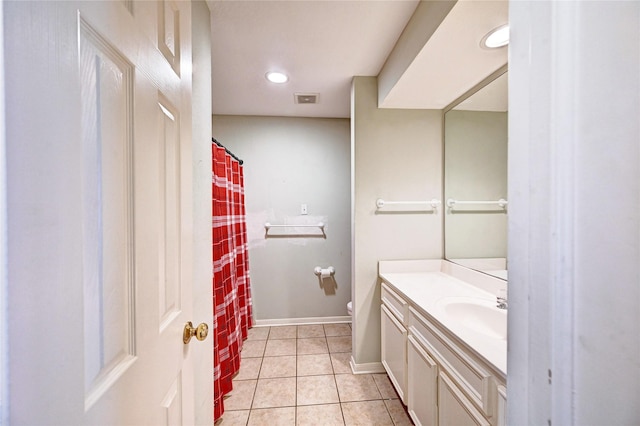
(294, 93), (319, 104)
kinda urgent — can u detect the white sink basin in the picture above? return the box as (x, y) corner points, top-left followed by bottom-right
(435, 296), (507, 340)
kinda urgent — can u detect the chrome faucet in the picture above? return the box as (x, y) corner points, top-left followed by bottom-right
(496, 289), (508, 310)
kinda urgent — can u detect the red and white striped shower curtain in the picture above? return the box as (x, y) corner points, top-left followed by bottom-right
(212, 142), (253, 421)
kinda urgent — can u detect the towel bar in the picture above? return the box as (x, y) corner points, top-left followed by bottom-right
(446, 198), (508, 208)
(375, 198), (441, 211)
(264, 222), (326, 238)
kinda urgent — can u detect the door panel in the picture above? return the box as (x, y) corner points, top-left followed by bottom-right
(158, 0), (181, 75)
(158, 96), (182, 331)
(161, 373), (184, 426)
(79, 16), (137, 409)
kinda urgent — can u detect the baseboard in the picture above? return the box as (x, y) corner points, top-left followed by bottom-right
(349, 355), (385, 375)
(253, 315), (352, 327)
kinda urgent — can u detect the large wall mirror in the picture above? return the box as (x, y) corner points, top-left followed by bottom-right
(444, 70), (508, 280)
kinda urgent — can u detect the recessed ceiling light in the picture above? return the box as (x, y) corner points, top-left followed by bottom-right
(482, 24), (509, 49)
(265, 71), (288, 84)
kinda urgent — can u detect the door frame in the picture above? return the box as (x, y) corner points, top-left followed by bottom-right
(0, 1), (8, 423)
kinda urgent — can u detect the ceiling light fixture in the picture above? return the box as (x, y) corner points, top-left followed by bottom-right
(265, 71), (288, 84)
(482, 24), (509, 49)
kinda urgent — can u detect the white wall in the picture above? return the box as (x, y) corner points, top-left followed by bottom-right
(211, 115), (351, 323)
(351, 77), (442, 368)
(444, 110), (507, 259)
(191, 2), (213, 424)
(508, 1), (640, 424)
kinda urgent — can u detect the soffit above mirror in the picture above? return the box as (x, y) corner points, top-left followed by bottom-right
(378, 0), (508, 110)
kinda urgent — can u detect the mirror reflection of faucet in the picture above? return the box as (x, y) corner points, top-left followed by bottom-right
(496, 288), (508, 310)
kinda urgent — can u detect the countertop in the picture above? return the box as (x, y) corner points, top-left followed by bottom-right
(379, 260), (507, 377)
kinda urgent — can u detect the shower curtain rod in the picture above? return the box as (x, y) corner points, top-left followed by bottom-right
(212, 137), (244, 165)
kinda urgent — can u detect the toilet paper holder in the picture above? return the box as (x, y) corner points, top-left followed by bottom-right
(313, 266), (335, 278)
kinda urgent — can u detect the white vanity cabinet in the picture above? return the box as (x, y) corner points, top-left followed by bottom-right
(380, 283), (408, 403)
(378, 261), (507, 426)
(407, 306), (506, 426)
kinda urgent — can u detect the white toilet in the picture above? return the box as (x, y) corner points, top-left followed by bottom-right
(347, 301), (353, 316)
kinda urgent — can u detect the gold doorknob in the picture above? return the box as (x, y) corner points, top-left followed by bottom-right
(183, 321), (209, 344)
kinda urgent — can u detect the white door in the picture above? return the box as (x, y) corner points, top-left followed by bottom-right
(4, 1), (202, 424)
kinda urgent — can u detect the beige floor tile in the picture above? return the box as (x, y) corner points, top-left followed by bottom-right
(297, 375), (340, 406)
(330, 352), (353, 374)
(296, 404), (345, 426)
(247, 407), (296, 426)
(217, 409), (249, 426)
(252, 377), (296, 409)
(246, 326), (270, 341)
(384, 399), (413, 425)
(234, 357), (262, 381)
(327, 336), (352, 353)
(372, 374), (399, 400)
(268, 325), (297, 339)
(241, 340), (266, 358)
(324, 323), (351, 337)
(298, 324), (325, 338)
(227, 323), (396, 426)
(335, 374), (382, 402)
(223, 380), (257, 411)
(341, 401), (394, 426)
(264, 339), (297, 356)
(259, 355), (296, 379)
(297, 353), (334, 376)
(297, 337), (329, 355)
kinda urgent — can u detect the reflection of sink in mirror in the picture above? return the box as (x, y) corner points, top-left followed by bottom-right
(450, 258), (508, 280)
(436, 296), (507, 340)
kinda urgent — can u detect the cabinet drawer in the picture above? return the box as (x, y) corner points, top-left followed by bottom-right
(409, 307), (494, 418)
(381, 283), (408, 325)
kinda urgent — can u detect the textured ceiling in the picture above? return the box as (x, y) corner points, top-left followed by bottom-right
(208, 0), (508, 118)
(209, 0), (419, 118)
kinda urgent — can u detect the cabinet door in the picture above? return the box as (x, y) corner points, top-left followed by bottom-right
(381, 304), (407, 403)
(408, 335), (438, 426)
(438, 372), (490, 426)
(497, 385), (507, 426)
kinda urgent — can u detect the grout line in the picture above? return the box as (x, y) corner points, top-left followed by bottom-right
(294, 336), (298, 413)
(233, 323), (408, 425)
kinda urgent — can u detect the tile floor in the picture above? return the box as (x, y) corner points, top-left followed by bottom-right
(216, 323), (413, 426)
